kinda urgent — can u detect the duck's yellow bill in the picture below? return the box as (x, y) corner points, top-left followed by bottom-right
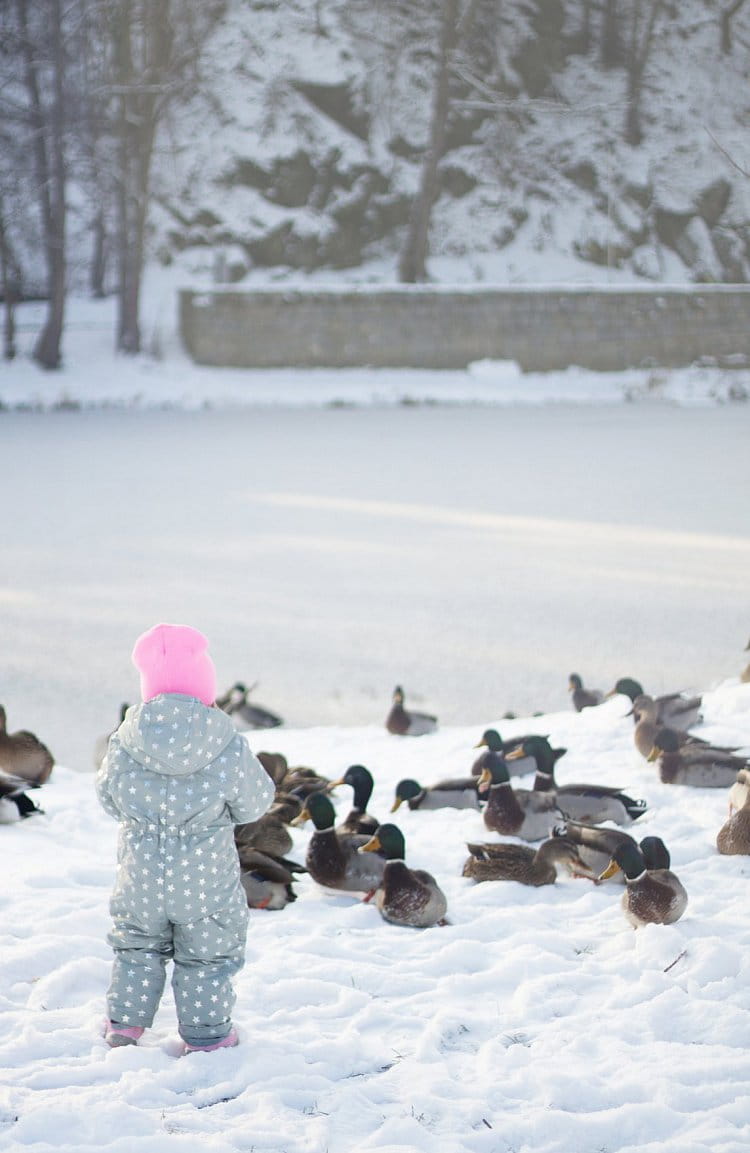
(598, 858), (621, 881)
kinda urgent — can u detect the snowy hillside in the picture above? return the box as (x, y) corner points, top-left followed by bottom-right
(141, 0), (750, 291)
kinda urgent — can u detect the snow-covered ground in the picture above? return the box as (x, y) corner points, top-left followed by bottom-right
(2, 682), (750, 1153)
(2, 287), (750, 1151)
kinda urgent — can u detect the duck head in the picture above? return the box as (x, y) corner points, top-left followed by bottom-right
(391, 779), (421, 811)
(359, 823), (406, 861)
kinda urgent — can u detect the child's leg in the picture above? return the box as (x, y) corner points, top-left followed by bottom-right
(107, 918), (173, 1031)
(172, 893), (248, 1049)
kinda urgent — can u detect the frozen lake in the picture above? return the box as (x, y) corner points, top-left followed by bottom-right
(3, 401), (749, 772)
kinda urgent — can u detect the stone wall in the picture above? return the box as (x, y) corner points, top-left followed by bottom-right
(179, 286), (750, 372)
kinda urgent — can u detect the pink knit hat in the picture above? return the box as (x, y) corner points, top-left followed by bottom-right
(131, 623), (217, 706)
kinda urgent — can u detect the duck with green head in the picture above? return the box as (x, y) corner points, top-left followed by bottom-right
(328, 764), (380, 835)
(554, 820), (638, 881)
(598, 838), (687, 927)
(360, 823), (448, 927)
(647, 728), (749, 787)
(462, 836), (598, 887)
(300, 791), (386, 894)
(472, 728), (563, 779)
(507, 735), (647, 825)
(629, 695), (725, 761)
(391, 775), (481, 812)
(477, 755), (560, 841)
(607, 677), (702, 731)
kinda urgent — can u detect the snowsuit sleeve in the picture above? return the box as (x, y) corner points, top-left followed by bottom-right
(95, 740), (123, 821)
(226, 736), (276, 825)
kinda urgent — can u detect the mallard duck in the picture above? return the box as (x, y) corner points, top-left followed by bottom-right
(717, 787), (750, 855)
(263, 757), (331, 799)
(462, 836), (598, 886)
(630, 695), (726, 760)
(256, 751), (290, 788)
(0, 705), (54, 785)
(554, 821), (638, 881)
(300, 791), (386, 894)
(239, 849), (306, 909)
(608, 678), (702, 731)
(507, 736), (647, 825)
(0, 767), (43, 820)
(568, 674), (603, 712)
(267, 788), (307, 825)
(282, 765), (332, 797)
(647, 728), (749, 787)
(728, 768), (750, 815)
(471, 728), (563, 779)
(217, 682), (283, 730)
(359, 823), (448, 927)
(391, 775), (481, 812)
(386, 685), (438, 736)
(599, 839), (688, 927)
(235, 810), (295, 862)
(477, 756), (561, 841)
(328, 764), (380, 835)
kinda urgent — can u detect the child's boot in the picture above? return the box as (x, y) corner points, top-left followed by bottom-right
(183, 1028), (239, 1054)
(105, 1021), (145, 1047)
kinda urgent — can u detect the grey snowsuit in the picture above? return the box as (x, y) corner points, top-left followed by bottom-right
(96, 693), (275, 1046)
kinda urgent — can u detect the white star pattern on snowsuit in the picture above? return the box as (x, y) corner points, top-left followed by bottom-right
(96, 693), (274, 1045)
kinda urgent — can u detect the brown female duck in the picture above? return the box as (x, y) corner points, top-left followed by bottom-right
(462, 836), (597, 886)
(717, 787), (750, 855)
(647, 728), (749, 787)
(609, 678), (702, 731)
(0, 705), (54, 785)
(568, 674), (603, 712)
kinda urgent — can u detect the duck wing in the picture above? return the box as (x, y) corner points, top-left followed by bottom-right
(378, 861), (447, 927)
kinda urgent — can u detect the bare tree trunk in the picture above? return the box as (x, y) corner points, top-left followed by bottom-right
(114, 0), (173, 354)
(0, 196), (17, 361)
(18, 0), (67, 369)
(580, 0), (593, 55)
(721, 0), (747, 53)
(398, 0), (460, 284)
(624, 0), (663, 147)
(601, 0), (622, 67)
(90, 207), (107, 298)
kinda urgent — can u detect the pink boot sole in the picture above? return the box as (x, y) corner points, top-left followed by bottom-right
(183, 1028), (239, 1054)
(105, 1021), (145, 1047)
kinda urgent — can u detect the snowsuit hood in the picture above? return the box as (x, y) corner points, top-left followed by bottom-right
(118, 694), (237, 776)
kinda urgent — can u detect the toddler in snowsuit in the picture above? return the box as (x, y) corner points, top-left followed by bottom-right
(96, 623), (275, 1052)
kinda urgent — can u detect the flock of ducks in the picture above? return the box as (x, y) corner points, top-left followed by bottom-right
(224, 665), (749, 930)
(3, 645), (749, 932)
